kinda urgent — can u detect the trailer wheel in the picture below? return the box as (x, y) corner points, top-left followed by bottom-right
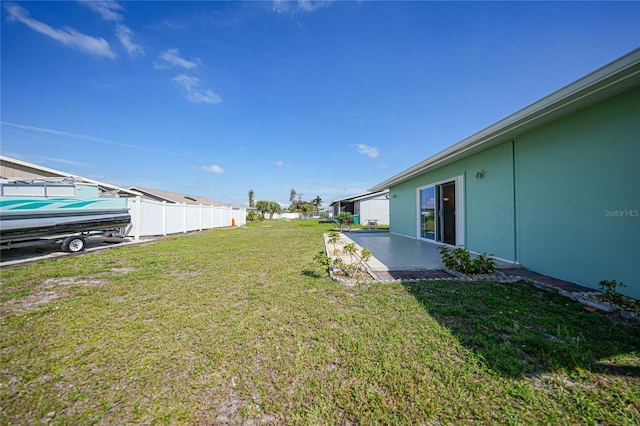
(62, 236), (86, 253)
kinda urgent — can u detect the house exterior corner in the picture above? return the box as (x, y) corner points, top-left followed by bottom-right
(382, 54), (640, 298)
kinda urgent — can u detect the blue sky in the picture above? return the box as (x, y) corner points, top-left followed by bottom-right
(2, 1), (638, 208)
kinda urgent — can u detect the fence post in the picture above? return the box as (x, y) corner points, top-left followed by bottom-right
(134, 196), (141, 240)
(199, 204), (203, 231)
(162, 201), (167, 236)
(183, 203), (187, 233)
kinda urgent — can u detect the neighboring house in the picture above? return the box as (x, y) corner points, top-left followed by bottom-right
(0, 155), (139, 197)
(331, 190), (390, 225)
(369, 49), (639, 298)
(129, 186), (228, 207)
(0, 156), (245, 239)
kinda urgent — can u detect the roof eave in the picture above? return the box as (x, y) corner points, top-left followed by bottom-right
(330, 189), (389, 205)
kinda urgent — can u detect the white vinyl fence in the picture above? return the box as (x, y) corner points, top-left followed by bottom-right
(124, 196), (246, 240)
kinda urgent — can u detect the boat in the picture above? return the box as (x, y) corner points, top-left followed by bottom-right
(0, 177), (131, 252)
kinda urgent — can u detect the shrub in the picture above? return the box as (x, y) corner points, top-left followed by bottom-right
(246, 210), (263, 222)
(335, 212), (353, 232)
(439, 246), (496, 275)
(599, 279), (626, 295)
(313, 251), (332, 269)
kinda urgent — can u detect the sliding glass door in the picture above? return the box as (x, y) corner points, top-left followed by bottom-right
(419, 180), (458, 245)
(439, 182), (456, 245)
(420, 186), (435, 239)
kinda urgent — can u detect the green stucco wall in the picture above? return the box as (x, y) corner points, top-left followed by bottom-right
(464, 143), (515, 261)
(389, 85), (639, 298)
(389, 142), (516, 261)
(388, 181), (418, 238)
(514, 86), (640, 298)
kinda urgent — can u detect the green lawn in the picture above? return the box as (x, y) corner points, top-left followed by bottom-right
(1, 220), (639, 424)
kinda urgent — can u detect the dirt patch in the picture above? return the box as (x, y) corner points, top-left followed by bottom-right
(1, 290), (60, 315)
(110, 267), (136, 276)
(1, 276), (108, 315)
(41, 277), (107, 288)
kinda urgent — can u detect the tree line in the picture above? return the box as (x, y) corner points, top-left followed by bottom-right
(247, 188), (323, 220)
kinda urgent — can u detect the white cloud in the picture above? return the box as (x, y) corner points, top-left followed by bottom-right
(155, 48), (200, 70)
(155, 50), (220, 105)
(81, 1), (143, 56)
(274, 160), (286, 167)
(172, 75), (223, 105)
(272, 0), (333, 14)
(272, 0), (289, 13)
(4, 3), (116, 59)
(356, 144), (379, 158)
(297, 0), (333, 13)
(201, 165), (225, 174)
(1, 121), (181, 156)
(80, 1), (124, 22)
(116, 24), (144, 56)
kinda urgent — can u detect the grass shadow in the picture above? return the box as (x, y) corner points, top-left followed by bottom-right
(302, 269), (324, 278)
(403, 279), (640, 379)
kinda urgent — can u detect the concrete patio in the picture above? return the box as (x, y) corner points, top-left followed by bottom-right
(342, 230), (514, 272)
(339, 230), (598, 295)
(342, 231), (444, 271)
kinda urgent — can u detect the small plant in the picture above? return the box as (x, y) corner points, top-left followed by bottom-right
(593, 279), (639, 314)
(313, 242), (372, 280)
(439, 246), (496, 275)
(335, 212), (353, 232)
(327, 231), (341, 255)
(336, 243), (372, 278)
(598, 279), (627, 304)
(599, 279), (626, 295)
(342, 242), (358, 259)
(313, 251), (332, 269)
(360, 247), (372, 263)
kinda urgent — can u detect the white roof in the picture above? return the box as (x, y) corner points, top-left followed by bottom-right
(129, 186), (228, 207)
(0, 155), (140, 196)
(330, 189), (389, 206)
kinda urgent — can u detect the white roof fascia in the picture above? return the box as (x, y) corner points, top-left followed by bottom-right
(330, 189), (388, 205)
(369, 48), (640, 192)
(330, 192), (370, 205)
(351, 189), (389, 202)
